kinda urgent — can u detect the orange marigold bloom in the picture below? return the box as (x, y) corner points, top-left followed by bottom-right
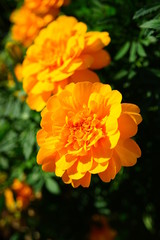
(22, 15), (111, 111)
(37, 82), (142, 188)
(25, 0), (70, 14)
(88, 215), (116, 240)
(4, 179), (33, 211)
(10, 5), (58, 47)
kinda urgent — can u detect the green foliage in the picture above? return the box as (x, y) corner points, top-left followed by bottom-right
(0, 0), (160, 240)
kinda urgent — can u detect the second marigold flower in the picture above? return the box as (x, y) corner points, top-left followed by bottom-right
(37, 82), (142, 188)
(22, 15), (111, 111)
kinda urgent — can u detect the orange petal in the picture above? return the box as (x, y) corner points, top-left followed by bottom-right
(56, 155), (77, 170)
(121, 103), (142, 125)
(89, 161), (109, 174)
(42, 161), (56, 172)
(70, 69), (100, 83)
(92, 137), (112, 163)
(62, 171), (72, 184)
(118, 113), (138, 139)
(67, 161), (85, 180)
(90, 50), (111, 69)
(27, 92), (51, 111)
(55, 167), (65, 177)
(30, 81), (54, 95)
(106, 90), (122, 106)
(77, 154), (93, 172)
(99, 155), (121, 182)
(91, 82), (112, 95)
(37, 148), (56, 165)
(71, 172), (91, 188)
(72, 81), (94, 108)
(115, 139), (141, 166)
(22, 63), (41, 78)
(84, 32), (111, 53)
(108, 130), (120, 149)
(37, 129), (47, 146)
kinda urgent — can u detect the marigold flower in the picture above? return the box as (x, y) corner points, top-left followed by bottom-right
(4, 179), (33, 211)
(10, 5), (58, 47)
(88, 215), (116, 240)
(25, 0), (70, 14)
(22, 15), (111, 111)
(37, 82), (142, 188)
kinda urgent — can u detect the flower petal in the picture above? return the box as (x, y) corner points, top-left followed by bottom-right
(118, 113), (138, 138)
(27, 92), (51, 111)
(121, 103), (142, 124)
(99, 154), (121, 182)
(90, 50), (111, 69)
(115, 139), (141, 166)
(71, 172), (91, 188)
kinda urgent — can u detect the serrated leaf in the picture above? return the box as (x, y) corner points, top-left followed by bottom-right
(45, 178), (60, 195)
(140, 19), (160, 30)
(114, 41), (130, 60)
(133, 4), (160, 19)
(20, 125), (36, 160)
(0, 131), (17, 153)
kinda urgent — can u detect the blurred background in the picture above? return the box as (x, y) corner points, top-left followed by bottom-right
(0, 0), (160, 239)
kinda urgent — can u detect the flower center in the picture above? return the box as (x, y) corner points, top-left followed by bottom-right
(65, 108), (105, 152)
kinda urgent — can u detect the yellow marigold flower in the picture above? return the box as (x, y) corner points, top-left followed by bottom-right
(25, 0), (70, 14)
(37, 82), (142, 188)
(22, 15), (111, 111)
(10, 5), (58, 47)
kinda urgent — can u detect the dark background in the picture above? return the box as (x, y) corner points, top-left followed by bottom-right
(0, 0), (160, 239)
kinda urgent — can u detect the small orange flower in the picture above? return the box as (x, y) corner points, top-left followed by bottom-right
(14, 64), (23, 82)
(22, 15), (111, 111)
(12, 179), (33, 209)
(10, 5), (58, 47)
(88, 215), (116, 240)
(37, 82), (142, 188)
(4, 179), (33, 211)
(25, 0), (70, 14)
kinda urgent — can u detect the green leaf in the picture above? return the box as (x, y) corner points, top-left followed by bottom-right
(133, 4), (160, 19)
(114, 41), (130, 60)
(128, 70), (136, 79)
(0, 119), (10, 140)
(20, 125), (36, 160)
(27, 171), (41, 185)
(0, 156), (9, 169)
(129, 41), (137, 62)
(137, 43), (147, 57)
(140, 19), (160, 30)
(0, 131), (17, 153)
(114, 70), (128, 80)
(45, 178), (60, 195)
